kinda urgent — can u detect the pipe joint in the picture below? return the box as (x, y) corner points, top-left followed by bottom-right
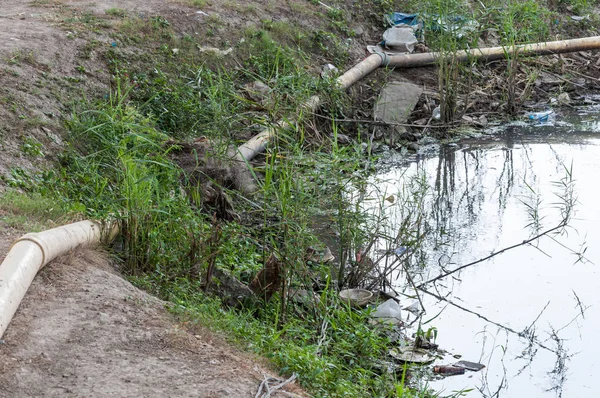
(13, 234), (48, 267)
(375, 51), (391, 67)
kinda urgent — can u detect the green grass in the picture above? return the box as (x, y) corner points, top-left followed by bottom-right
(0, 190), (73, 231)
(105, 7), (127, 18)
(137, 274), (436, 397)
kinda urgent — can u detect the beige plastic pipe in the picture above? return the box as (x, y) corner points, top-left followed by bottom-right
(0, 220), (117, 338)
(233, 56), (383, 163)
(387, 35), (600, 68)
(236, 35), (600, 162)
(234, 96), (321, 162)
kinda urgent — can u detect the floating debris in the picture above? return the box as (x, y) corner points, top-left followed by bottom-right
(389, 347), (435, 364)
(453, 360), (486, 371)
(433, 365), (465, 376)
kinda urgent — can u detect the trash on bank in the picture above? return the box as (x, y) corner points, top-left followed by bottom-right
(525, 109), (555, 125)
(570, 15), (589, 21)
(384, 12), (478, 40)
(453, 360), (486, 371)
(321, 63), (339, 79)
(339, 289), (374, 307)
(423, 14), (479, 39)
(433, 365), (466, 376)
(389, 346), (435, 364)
(384, 12), (420, 28)
(382, 27), (418, 52)
(371, 298), (403, 324)
(197, 46), (234, 57)
(380, 12), (422, 53)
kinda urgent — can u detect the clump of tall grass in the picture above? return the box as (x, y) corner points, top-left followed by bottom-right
(55, 79), (204, 276)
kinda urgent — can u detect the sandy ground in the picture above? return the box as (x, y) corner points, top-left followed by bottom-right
(0, 246), (303, 397)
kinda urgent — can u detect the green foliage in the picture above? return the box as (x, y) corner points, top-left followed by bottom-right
(158, 278), (424, 397)
(50, 82), (206, 275)
(486, 0), (554, 45)
(128, 32), (325, 141)
(105, 7), (127, 18)
(20, 136), (45, 158)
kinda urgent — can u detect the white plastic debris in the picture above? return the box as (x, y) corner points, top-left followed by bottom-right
(321, 63), (339, 79)
(402, 300), (422, 314)
(371, 299), (403, 324)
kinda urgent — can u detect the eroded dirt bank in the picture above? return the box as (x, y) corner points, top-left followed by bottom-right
(0, 249), (303, 398)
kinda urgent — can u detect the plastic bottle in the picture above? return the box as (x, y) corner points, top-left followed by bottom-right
(525, 110), (555, 125)
(432, 106), (441, 120)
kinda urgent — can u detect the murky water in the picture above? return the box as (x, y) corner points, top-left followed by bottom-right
(372, 108), (600, 397)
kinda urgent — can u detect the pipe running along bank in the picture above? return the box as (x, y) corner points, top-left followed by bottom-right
(236, 35), (600, 162)
(0, 221), (117, 338)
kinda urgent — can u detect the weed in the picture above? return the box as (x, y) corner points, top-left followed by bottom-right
(29, 0), (65, 7)
(189, 0), (209, 7)
(6, 50), (36, 66)
(20, 136), (45, 158)
(105, 7), (126, 18)
(150, 16), (170, 29)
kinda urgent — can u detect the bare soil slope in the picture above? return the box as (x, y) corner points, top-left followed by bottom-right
(0, 248), (302, 397)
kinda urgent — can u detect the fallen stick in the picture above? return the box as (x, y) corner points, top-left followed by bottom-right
(416, 222), (566, 290)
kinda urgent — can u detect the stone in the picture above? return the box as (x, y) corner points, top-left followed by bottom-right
(374, 81), (423, 143)
(558, 92), (571, 104)
(243, 80), (271, 104)
(353, 26), (364, 37)
(332, 132), (352, 145)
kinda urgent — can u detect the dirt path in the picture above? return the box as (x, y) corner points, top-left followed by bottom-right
(0, 248), (303, 397)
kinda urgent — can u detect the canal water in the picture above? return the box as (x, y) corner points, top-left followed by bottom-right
(371, 106), (600, 397)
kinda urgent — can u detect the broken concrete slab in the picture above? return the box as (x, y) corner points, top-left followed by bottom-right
(373, 81), (423, 144)
(374, 81), (423, 126)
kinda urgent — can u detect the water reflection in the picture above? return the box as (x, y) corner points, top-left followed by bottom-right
(370, 113), (600, 397)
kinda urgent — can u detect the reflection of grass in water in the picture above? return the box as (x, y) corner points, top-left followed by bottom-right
(414, 150), (587, 395)
(547, 328), (569, 396)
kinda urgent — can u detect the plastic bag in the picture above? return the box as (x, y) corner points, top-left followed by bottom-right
(372, 299), (403, 321)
